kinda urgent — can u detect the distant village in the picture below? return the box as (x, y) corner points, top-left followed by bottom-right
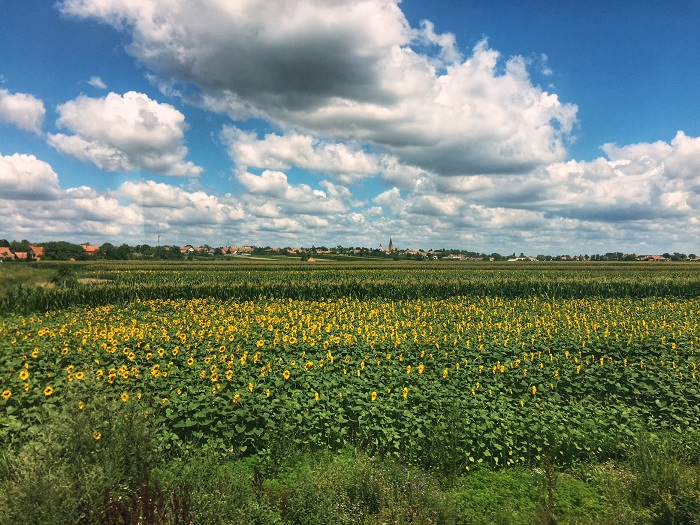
(0, 238), (698, 263)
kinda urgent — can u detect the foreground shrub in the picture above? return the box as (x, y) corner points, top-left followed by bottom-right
(0, 392), (164, 525)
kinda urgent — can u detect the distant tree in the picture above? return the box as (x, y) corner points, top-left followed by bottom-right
(153, 246), (183, 260)
(213, 247), (223, 257)
(43, 241), (87, 261)
(0, 239), (10, 247)
(10, 239), (31, 252)
(114, 244), (133, 260)
(490, 253), (504, 261)
(134, 244), (155, 258)
(50, 265), (78, 288)
(98, 242), (115, 259)
(96, 243), (130, 259)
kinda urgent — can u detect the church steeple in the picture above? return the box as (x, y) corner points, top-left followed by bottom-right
(388, 237), (393, 251)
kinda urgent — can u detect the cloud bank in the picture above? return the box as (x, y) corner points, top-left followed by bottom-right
(3, 130), (699, 252)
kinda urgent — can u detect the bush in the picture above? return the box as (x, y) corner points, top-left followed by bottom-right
(0, 392), (163, 525)
(50, 265), (79, 288)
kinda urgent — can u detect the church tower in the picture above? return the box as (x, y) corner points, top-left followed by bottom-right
(388, 237), (393, 251)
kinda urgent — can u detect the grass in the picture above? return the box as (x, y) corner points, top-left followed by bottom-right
(2, 390), (699, 525)
(0, 262), (57, 299)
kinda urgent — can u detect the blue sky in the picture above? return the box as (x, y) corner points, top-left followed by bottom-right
(1, 0), (699, 254)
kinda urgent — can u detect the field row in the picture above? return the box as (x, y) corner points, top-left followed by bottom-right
(3, 261), (700, 314)
(2, 295), (699, 469)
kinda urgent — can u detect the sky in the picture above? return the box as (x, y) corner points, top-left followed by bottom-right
(1, 0), (699, 255)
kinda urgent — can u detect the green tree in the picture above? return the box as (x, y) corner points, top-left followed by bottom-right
(50, 265), (78, 288)
(134, 244), (155, 258)
(153, 246), (184, 260)
(10, 239), (31, 252)
(43, 241), (87, 261)
(114, 244), (133, 260)
(98, 242), (115, 259)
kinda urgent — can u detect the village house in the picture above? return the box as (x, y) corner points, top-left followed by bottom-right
(0, 247), (13, 260)
(29, 246), (44, 261)
(223, 246), (254, 255)
(82, 244), (100, 256)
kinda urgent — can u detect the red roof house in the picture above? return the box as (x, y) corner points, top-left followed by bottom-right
(82, 245), (100, 256)
(29, 246), (44, 260)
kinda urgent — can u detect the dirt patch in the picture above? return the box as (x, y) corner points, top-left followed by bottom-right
(78, 278), (112, 284)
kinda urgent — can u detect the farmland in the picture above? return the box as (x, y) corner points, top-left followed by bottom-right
(1, 260), (700, 524)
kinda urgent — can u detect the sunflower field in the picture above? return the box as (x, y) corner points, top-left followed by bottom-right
(2, 262), (700, 474)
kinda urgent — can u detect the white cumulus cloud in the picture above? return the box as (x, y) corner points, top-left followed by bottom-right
(0, 89), (45, 134)
(47, 91), (202, 177)
(0, 153), (60, 199)
(236, 169), (347, 217)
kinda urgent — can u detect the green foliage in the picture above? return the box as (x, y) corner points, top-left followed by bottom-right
(3, 260), (700, 314)
(0, 390), (162, 525)
(626, 432), (700, 524)
(43, 241), (88, 261)
(0, 263), (55, 299)
(156, 453), (281, 525)
(50, 264), (79, 288)
(585, 432), (700, 525)
(9, 239), (31, 253)
(2, 292), (700, 473)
